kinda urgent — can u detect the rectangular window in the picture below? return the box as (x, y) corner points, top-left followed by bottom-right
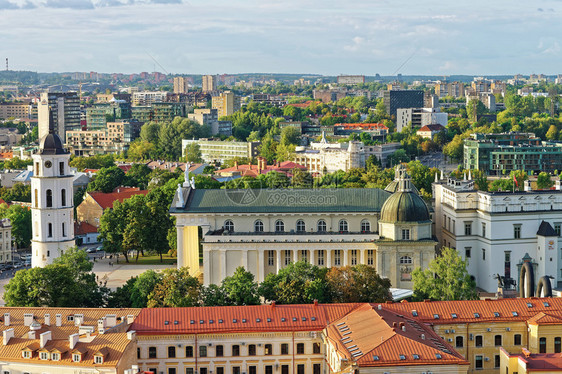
(555, 337), (561, 353)
(482, 248), (486, 261)
(249, 366), (256, 374)
(482, 223), (486, 237)
(465, 222), (472, 236)
(505, 251), (511, 279)
(452, 219), (456, 233)
(514, 225), (521, 239)
(555, 223), (561, 236)
(317, 250), (324, 266)
(284, 250), (291, 266)
(216, 368), (224, 374)
(233, 368), (240, 374)
(265, 366), (273, 374)
(448, 217), (451, 231)
(475, 335), (483, 347)
(465, 247), (471, 258)
(248, 344), (256, 356)
(350, 249), (357, 265)
(334, 250), (341, 265)
(297, 364), (305, 374)
(540, 337), (547, 353)
(216, 345), (223, 357)
(59, 161), (64, 176)
(232, 345), (240, 356)
(401, 229), (410, 240)
(456, 336), (464, 348)
(475, 355), (483, 369)
(95, 356), (103, 364)
(301, 250), (308, 263)
(168, 346), (176, 358)
(268, 250), (274, 266)
(367, 249), (374, 265)
(265, 344), (272, 355)
(185, 346), (193, 357)
(313, 364), (321, 374)
(281, 343), (289, 355)
(186, 369), (194, 374)
(313, 342), (321, 354)
(281, 365), (289, 374)
(514, 334), (522, 345)
(199, 346), (207, 357)
(200, 368), (207, 374)
(495, 335), (502, 346)
(494, 354), (500, 368)
(296, 343), (305, 354)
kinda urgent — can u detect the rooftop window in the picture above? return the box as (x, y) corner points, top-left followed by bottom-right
(412, 310), (418, 317)
(544, 302), (550, 307)
(494, 312), (500, 317)
(399, 355), (406, 360)
(474, 313), (480, 318)
(373, 355), (379, 361)
(413, 354), (420, 360)
(433, 314), (439, 319)
(512, 311), (518, 316)
(451, 313), (457, 319)
(435, 353), (442, 359)
(527, 303), (533, 308)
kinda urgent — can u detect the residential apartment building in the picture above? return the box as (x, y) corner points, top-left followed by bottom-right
(131, 103), (186, 123)
(187, 108), (232, 136)
(433, 173), (562, 292)
(181, 139), (260, 164)
(131, 91), (168, 106)
(312, 89), (347, 103)
(463, 132), (562, 175)
(383, 90), (424, 117)
(0, 218), (12, 264)
(86, 101), (132, 130)
(396, 107), (448, 132)
(38, 92), (81, 141)
(337, 75), (365, 84)
(171, 166), (436, 288)
(0, 103), (34, 120)
(212, 91), (241, 118)
(434, 81), (465, 98)
(0, 128), (23, 147)
(279, 121), (334, 137)
(202, 75), (217, 93)
(173, 76), (190, 94)
(66, 120), (142, 156)
(333, 123), (389, 137)
(0, 307), (141, 374)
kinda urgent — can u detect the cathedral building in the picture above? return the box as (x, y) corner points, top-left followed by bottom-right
(433, 174), (562, 293)
(31, 111), (75, 268)
(171, 165), (437, 288)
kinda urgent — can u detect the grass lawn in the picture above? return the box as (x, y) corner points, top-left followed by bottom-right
(118, 254), (177, 266)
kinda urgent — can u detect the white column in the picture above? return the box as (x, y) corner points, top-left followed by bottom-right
(203, 248), (211, 286)
(276, 250), (282, 273)
(258, 250), (264, 282)
(242, 249), (248, 269)
(220, 250), (226, 281)
(343, 249), (348, 266)
(308, 249), (312, 265)
(360, 249), (365, 265)
(176, 226), (184, 269)
(293, 249), (298, 263)
(327, 250), (332, 268)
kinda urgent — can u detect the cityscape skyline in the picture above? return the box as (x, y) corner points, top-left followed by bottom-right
(1, 0), (561, 75)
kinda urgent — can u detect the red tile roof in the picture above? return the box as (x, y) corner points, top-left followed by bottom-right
(74, 221), (98, 235)
(380, 297), (562, 324)
(88, 189), (148, 210)
(418, 124), (445, 132)
(335, 123), (388, 130)
(503, 347), (562, 371)
(325, 304), (468, 368)
(216, 161), (307, 178)
(130, 303), (362, 335)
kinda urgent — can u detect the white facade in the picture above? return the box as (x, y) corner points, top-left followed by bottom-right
(31, 146), (75, 268)
(433, 177), (562, 293)
(396, 107), (448, 132)
(0, 219), (12, 264)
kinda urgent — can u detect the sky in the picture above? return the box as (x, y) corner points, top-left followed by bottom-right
(0, 0), (561, 75)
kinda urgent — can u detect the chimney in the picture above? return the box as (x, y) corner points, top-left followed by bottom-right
(55, 314), (62, 327)
(2, 328), (14, 345)
(23, 314), (34, 326)
(524, 180), (532, 192)
(127, 315), (135, 324)
(313, 299), (318, 307)
(421, 333), (425, 340)
(127, 330), (136, 340)
(271, 301), (276, 308)
(234, 160), (238, 169)
(106, 315), (117, 328)
(98, 317), (107, 334)
(402, 326), (406, 332)
(4, 313), (10, 326)
(44, 314), (50, 326)
(556, 180), (561, 191)
(40, 331), (52, 348)
(28, 331), (36, 339)
(69, 333), (79, 349)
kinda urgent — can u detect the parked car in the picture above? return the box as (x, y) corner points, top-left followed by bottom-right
(86, 247), (97, 253)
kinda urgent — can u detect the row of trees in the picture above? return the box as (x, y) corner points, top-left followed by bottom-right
(4, 246), (477, 307)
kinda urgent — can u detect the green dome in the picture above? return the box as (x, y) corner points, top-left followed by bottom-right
(384, 180), (419, 194)
(380, 191), (430, 222)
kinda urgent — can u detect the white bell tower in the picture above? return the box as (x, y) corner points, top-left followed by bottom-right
(31, 109), (75, 268)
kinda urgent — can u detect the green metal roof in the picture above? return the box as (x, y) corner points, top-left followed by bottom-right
(171, 188), (392, 214)
(384, 180), (419, 194)
(379, 191), (430, 223)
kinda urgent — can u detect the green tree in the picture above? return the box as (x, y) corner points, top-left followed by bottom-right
(127, 139), (155, 161)
(130, 270), (163, 307)
(412, 247), (477, 301)
(221, 267), (260, 305)
(259, 261), (329, 304)
(125, 163), (152, 189)
(140, 121), (160, 144)
(546, 125), (559, 141)
(87, 166), (126, 193)
(69, 154), (115, 171)
(291, 168), (313, 188)
(259, 134), (279, 164)
(0, 203), (31, 248)
(184, 142), (203, 163)
(280, 126), (301, 146)
(200, 284), (229, 306)
(147, 267), (201, 307)
(537, 172), (554, 190)
(325, 265), (391, 303)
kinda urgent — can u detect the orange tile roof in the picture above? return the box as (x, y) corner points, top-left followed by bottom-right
(325, 304), (468, 368)
(503, 347), (562, 371)
(335, 123), (388, 130)
(130, 303), (362, 335)
(74, 221), (98, 235)
(380, 297), (562, 324)
(88, 189), (148, 210)
(216, 161), (307, 178)
(418, 124), (445, 132)
(527, 312), (562, 325)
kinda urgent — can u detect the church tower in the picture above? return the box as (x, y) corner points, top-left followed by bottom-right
(31, 109), (74, 268)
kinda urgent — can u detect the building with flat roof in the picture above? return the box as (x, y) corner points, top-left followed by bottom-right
(181, 139), (260, 164)
(383, 90), (424, 117)
(66, 120), (142, 156)
(211, 91), (241, 118)
(463, 132), (562, 175)
(131, 91), (168, 106)
(202, 75), (217, 93)
(173, 76), (190, 94)
(337, 75), (365, 85)
(0, 103), (34, 120)
(86, 101), (132, 130)
(38, 92), (81, 142)
(131, 103), (186, 123)
(0, 218), (12, 264)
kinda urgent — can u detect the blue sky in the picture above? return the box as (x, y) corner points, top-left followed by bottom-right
(0, 0), (561, 75)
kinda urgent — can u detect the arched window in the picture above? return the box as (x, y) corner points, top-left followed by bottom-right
(296, 219), (306, 232)
(34, 189), (38, 208)
(46, 189), (52, 208)
(61, 189), (66, 207)
(47, 223), (53, 238)
(224, 220), (234, 232)
(317, 219), (327, 232)
(339, 219), (348, 233)
(361, 219), (371, 233)
(254, 220), (264, 232)
(275, 220), (285, 232)
(399, 256), (412, 264)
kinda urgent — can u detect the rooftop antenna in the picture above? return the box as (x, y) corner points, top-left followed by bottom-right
(5, 58), (8, 71)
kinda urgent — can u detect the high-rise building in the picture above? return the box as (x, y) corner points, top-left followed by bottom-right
(173, 76), (189, 94)
(211, 91), (241, 118)
(202, 75), (217, 93)
(383, 90), (424, 117)
(31, 111), (74, 268)
(38, 92), (80, 142)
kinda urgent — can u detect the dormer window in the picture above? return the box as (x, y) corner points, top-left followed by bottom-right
(73, 354), (81, 362)
(94, 355), (103, 364)
(40, 352), (49, 360)
(51, 353), (60, 361)
(22, 350), (31, 358)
